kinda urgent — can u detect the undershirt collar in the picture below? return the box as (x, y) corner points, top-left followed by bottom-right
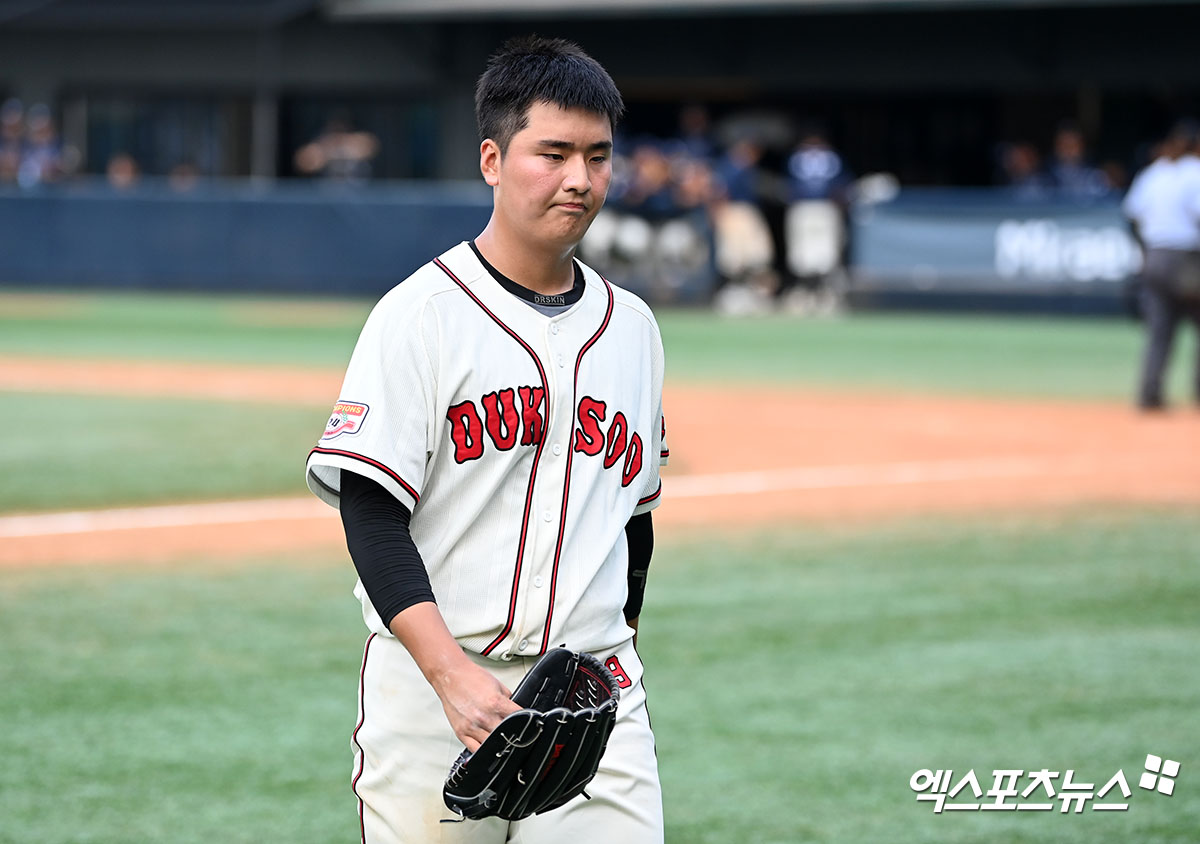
(469, 240), (584, 315)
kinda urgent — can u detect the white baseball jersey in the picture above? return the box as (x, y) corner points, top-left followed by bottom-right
(306, 241), (668, 660)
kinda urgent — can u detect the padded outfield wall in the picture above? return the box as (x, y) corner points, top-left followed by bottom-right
(0, 182), (1136, 313)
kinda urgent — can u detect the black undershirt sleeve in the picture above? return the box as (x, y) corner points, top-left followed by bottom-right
(624, 512), (654, 621)
(341, 468), (653, 628)
(338, 469), (436, 630)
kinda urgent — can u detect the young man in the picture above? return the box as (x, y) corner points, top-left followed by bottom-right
(305, 36), (668, 843)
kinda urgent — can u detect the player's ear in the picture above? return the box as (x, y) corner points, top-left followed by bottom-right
(480, 139), (501, 187)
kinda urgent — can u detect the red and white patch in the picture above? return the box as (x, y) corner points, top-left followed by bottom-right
(323, 401), (369, 439)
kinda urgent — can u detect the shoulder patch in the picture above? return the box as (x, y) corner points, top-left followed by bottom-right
(323, 401), (369, 439)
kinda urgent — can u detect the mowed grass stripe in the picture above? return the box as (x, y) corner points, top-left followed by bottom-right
(4, 289), (1194, 401)
(0, 510), (1196, 843)
(0, 392), (322, 513)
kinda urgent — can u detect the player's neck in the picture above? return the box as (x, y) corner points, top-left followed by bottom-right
(474, 225), (577, 296)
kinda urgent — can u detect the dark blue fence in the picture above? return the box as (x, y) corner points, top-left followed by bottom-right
(0, 181), (1142, 314)
(0, 180), (494, 297)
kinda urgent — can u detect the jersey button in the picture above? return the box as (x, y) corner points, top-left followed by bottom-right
(552, 444), (562, 456)
(543, 509), (553, 522)
(534, 576), (544, 588)
(518, 640), (528, 652)
(550, 323), (560, 335)
(557, 354), (565, 368)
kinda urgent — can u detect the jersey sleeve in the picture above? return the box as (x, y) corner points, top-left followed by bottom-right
(633, 318), (667, 517)
(306, 287), (437, 512)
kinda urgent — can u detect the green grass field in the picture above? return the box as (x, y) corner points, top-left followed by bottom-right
(3, 288), (1195, 398)
(1, 512), (1196, 843)
(2, 290), (1198, 842)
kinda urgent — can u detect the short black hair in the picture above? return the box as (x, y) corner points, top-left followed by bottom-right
(475, 35), (624, 153)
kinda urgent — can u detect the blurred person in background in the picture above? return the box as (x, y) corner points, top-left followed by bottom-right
(710, 136), (777, 297)
(106, 152), (140, 190)
(614, 141), (680, 220)
(782, 126), (852, 311)
(0, 98), (24, 183)
(673, 103), (716, 163)
(17, 103), (67, 188)
(167, 160), (201, 192)
(1122, 118), (1200, 411)
(672, 155), (717, 213)
(999, 140), (1053, 200)
(1100, 158), (1130, 192)
(714, 136), (767, 207)
(786, 126), (850, 203)
(293, 112), (379, 183)
(1048, 119), (1111, 199)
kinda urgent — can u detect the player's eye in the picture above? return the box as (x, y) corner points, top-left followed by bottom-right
(590, 155), (609, 164)
(542, 153), (564, 161)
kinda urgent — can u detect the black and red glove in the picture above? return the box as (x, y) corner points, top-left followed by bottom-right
(443, 647), (620, 821)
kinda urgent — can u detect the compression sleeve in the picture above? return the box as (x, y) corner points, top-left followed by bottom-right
(623, 512), (654, 621)
(339, 469), (436, 629)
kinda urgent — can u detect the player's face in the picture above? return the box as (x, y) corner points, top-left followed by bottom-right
(483, 102), (613, 250)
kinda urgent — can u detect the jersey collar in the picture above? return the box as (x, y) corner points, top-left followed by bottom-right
(467, 240), (585, 309)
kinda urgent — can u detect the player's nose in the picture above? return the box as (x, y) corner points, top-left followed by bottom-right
(561, 154), (591, 193)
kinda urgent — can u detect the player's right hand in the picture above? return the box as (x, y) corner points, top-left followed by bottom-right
(435, 662), (521, 752)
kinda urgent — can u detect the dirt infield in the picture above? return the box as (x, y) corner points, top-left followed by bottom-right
(2, 355), (1198, 566)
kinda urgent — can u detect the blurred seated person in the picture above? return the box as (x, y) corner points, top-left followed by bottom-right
(999, 141), (1052, 200)
(672, 157), (717, 213)
(294, 114), (379, 183)
(17, 103), (65, 188)
(710, 138), (775, 283)
(675, 103), (716, 163)
(613, 141), (681, 221)
(786, 128), (850, 203)
(1, 98), (24, 183)
(1048, 120), (1110, 199)
(106, 152), (140, 190)
(782, 128), (852, 305)
(715, 137), (766, 205)
(168, 160), (201, 192)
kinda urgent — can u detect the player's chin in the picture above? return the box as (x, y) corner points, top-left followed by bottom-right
(543, 210), (597, 240)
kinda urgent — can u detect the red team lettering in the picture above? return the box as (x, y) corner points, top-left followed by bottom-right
(446, 389), (643, 486)
(573, 397), (641, 487)
(621, 430), (643, 487)
(482, 388), (520, 450)
(603, 411), (627, 470)
(446, 400), (484, 463)
(605, 655), (632, 689)
(572, 396), (606, 456)
(518, 385), (546, 446)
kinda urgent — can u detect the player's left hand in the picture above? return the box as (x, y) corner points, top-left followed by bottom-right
(434, 660), (521, 752)
(443, 648), (621, 821)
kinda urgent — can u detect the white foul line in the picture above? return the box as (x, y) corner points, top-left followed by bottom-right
(0, 496), (331, 538)
(666, 455), (1089, 498)
(0, 456), (1091, 539)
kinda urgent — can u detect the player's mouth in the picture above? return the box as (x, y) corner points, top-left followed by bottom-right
(555, 201), (589, 213)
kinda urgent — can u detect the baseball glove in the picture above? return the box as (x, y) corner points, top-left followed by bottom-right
(442, 647), (621, 821)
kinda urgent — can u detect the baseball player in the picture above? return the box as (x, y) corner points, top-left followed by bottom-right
(305, 36), (668, 843)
